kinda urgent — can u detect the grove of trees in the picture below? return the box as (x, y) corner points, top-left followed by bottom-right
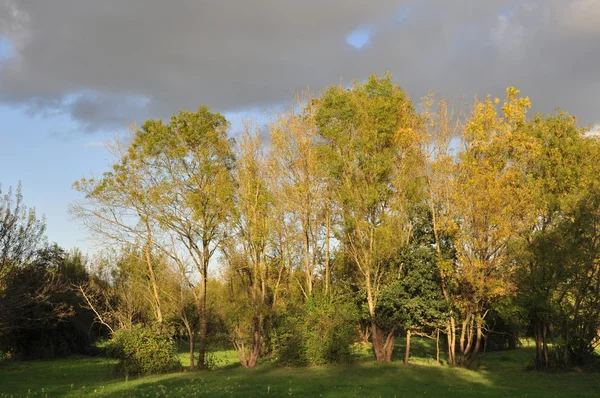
(3, 74), (600, 373)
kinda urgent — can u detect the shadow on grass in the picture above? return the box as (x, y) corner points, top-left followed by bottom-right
(0, 356), (120, 397)
(2, 341), (600, 397)
(99, 362), (498, 397)
(101, 358), (600, 398)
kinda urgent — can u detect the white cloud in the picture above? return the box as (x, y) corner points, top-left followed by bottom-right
(585, 124), (600, 137)
(0, 0), (598, 132)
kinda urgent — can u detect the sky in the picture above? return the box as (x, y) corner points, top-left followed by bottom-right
(0, 0), (599, 254)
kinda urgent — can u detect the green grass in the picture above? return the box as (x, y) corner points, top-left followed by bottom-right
(1, 338), (599, 397)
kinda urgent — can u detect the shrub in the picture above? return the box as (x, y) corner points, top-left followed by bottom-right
(106, 325), (181, 376)
(304, 296), (357, 365)
(272, 313), (308, 366)
(274, 295), (358, 366)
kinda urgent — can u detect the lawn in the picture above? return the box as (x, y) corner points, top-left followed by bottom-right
(1, 338), (599, 397)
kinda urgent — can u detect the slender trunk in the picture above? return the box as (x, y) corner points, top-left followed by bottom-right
(197, 300), (207, 370)
(436, 329), (441, 365)
(144, 224), (162, 323)
(197, 253), (209, 370)
(464, 314), (483, 368)
(459, 315), (468, 363)
(404, 330), (411, 364)
(384, 332), (395, 362)
(447, 317), (457, 365)
(304, 225), (312, 297)
(450, 317), (457, 365)
(542, 322), (549, 368)
(464, 315), (474, 357)
(325, 208), (331, 296)
(183, 316), (195, 370)
(563, 318), (570, 366)
(535, 320), (543, 368)
(358, 324), (371, 344)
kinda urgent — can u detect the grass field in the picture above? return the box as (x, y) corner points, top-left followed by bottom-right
(1, 338), (599, 397)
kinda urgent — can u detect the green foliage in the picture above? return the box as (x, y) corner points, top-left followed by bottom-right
(274, 294), (358, 366)
(304, 295), (358, 365)
(63, 74), (600, 372)
(0, 245), (94, 359)
(0, 182), (46, 282)
(516, 112), (600, 368)
(271, 310), (306, 366)
(315, 74), (422, 362)
(376, 244), (448, 334)
(107, 325), (181, 376)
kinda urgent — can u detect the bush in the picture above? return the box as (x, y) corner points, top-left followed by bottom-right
(272, 312), (307, 366)
(304, 296), (357, 365)
(274, 295), (358, 366)
(106, 325), (181, 376)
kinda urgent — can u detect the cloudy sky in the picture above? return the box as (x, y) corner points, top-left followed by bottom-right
(1, 0), (599, 252)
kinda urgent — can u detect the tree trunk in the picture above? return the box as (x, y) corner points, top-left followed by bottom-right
(183, 316), (195, 370)
(371, 321), (394, 362)
(384, 332), (395, 362)
(358, 324), (371, 344)
(447, 317), (457, 366)
(436, 329), (441, 365)
(197, 302), (207, 370)
(236, 316), (262, 368)
(542, 322), (549, 368)
(535, 319), (548, 369)
(304, 226), (312, 297)
(464, 315), (483, 368)
(459, 314), (469, 364)
(197, 260), (208, 370)
(144, 225), (162, 324)
(563, 318), (570, 367)
(325, 208), (331, 296)
(404, 330), (411, 364)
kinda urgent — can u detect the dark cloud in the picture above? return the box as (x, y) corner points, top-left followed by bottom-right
(0, 0), (599, 131)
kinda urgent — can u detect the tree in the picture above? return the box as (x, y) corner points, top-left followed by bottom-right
(376, 208), (448, 365)
(516, 112), (597, 368)
(78, 250), (158, 334)
(420, 94), (463, 365)
(127, 106), (235, 369)
(0, 245), (93, 359)
(222, 124), (279, 367)
(0, 183), (46, 283)
(315, 74), (421, 362)
(270, 95), (330, 298)
(451, 88), (535, 367)
(72, 142), (166, 324)
(74, 106), (235, 369)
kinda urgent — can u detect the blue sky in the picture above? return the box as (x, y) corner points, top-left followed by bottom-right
(0, 106), (112, 252)
(1, 0), (599, 255)
(0, 105), (268, 253)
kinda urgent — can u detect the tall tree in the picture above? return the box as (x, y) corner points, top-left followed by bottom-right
(451, 88), (535, 367)
(72, 142), (165, 324)
(128, 106), (235, 369)
(420, 94), (462, 365)
(315, 74), (421, 362)
(0, 183), (46, 284)
(517, 112), (599, 368)
(270, 96), (329, 298)
(223, 124), (281, 368)
(74, 106), (235, 369)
